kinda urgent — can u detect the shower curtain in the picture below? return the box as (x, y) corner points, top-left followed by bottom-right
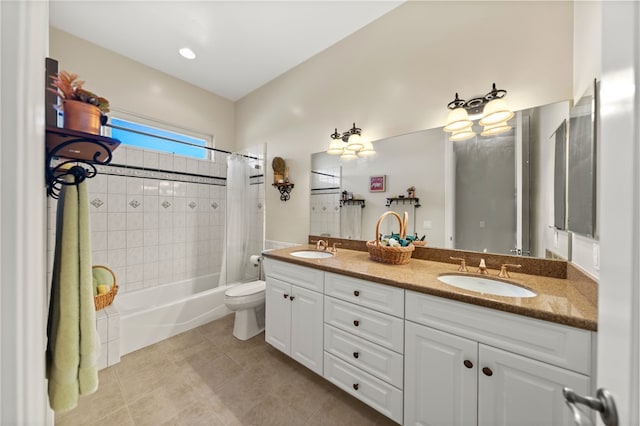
(221, 154), (252, 285)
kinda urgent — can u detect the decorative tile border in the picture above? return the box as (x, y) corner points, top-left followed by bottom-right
(95, 164), (226, 186)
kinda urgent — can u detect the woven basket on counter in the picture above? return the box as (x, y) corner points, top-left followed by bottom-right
(366, 211), (415, 265)
(93, 265), (119, 311)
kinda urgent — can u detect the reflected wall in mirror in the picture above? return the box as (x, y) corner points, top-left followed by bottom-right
(553, 119), (567, 230)
(310, 101), (574, 260)
(567, 79), (598, 238)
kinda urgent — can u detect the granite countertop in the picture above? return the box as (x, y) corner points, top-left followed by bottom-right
(263, 245), (598, 332)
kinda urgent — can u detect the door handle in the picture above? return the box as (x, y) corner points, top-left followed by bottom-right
(563, 387), (618, 426)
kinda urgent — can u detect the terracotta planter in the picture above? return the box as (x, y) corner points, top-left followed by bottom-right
(62, 100), (101, 135)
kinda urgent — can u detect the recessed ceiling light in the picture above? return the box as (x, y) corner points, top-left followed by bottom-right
(179, 47), (196, 60)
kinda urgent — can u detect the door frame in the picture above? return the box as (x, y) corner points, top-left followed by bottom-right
(597, 1), (640, 424)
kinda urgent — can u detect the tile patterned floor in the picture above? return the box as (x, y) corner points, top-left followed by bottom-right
(55, 314), (397, 425)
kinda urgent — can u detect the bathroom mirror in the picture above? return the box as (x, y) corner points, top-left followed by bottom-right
(567, 80), (598, 238)
(310, 101), (572, 259)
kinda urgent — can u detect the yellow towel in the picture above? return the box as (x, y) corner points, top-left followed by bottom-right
(46, 177), (98, 412)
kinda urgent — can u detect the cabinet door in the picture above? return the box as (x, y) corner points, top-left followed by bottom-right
(478, 345), (591, 426)
(404, 321), (478, 426)
(290, 285), (324, 375)
(265, 277), (291, 355)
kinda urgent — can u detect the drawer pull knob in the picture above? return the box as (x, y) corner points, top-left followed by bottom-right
(353, 290), (360, 296)
(353, 320), (359, 327)
(289, 295), (295, 301)
(464, 360), (473, 369)
(353, 352), (359, 359)
(482, 367), (493, 377)
(283, 294), (289, 299)
(353, 383), (359, 391)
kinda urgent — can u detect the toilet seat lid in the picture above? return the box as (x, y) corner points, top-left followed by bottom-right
(225, 280), (266, 297)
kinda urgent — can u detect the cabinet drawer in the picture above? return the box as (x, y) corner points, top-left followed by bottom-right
(325, 296), (404, 353)
(324, 324), (403, 389)
(263, 258), (324, 292)
(325, 272), (404, 317)
(405, 291), (593, 375)
(324, 353), (403, 424)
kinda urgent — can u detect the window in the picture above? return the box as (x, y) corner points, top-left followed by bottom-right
(109, 116), (212, 160)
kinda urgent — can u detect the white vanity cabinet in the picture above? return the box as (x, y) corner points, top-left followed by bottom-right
(404, 290), (593, 426)
(263, 258), (324, 375)
(323, 272), (405, 424)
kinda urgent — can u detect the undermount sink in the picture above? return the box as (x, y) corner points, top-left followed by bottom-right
(290, 250), (334, 259)
(437, 274), (537, 298)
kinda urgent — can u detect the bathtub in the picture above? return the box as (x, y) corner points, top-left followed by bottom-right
(117, 273), (232, 355)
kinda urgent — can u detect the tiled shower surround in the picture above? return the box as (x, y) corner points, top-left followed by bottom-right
(47, 145), (265, 295)
(310, 167), (341, 237)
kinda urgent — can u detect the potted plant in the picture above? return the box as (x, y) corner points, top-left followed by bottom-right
(48, 70), (110, 135)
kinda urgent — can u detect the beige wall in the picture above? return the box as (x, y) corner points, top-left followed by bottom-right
(235, 1), (574, 244)
(49, 28), (235, 151)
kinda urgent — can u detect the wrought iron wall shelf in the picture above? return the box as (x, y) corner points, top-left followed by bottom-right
(340, 199), (366, 208)
(386, 197), (421, 208)
(45, 126), (120, 198)
(272, 182), (294, 202)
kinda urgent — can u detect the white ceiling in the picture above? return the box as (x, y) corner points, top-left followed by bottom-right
(50, 1), (404, 101)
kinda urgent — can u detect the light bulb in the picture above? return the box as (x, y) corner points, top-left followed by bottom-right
(179, 47), (196, 60)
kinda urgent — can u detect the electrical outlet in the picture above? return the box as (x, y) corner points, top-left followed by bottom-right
(554, 230), (559, 248)
(479, 221), (485, 228)
(423, 220), (432, 229)
(593, 243), (600, 270)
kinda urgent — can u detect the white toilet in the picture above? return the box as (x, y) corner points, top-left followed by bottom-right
(224, 279), (266, 340)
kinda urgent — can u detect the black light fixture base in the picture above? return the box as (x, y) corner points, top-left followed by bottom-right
(446, 83), (507, 114)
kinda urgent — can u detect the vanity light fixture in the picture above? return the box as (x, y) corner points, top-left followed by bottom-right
(327, 123), (376, 158)
(444, 83), (514, 141)
(179, 47), (196, 60)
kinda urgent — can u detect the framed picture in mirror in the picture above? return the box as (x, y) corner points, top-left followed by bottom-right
(369, 175), (386, 192)
(567, 78), (598, 238)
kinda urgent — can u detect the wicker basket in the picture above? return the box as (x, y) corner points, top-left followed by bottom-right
(93, 265), (118, 311)
(366, 211), (415, 265)
(412, 240), (426, 247)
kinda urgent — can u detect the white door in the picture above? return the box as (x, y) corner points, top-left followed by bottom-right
(479, 345), (590, 426)
(404, 321), (477, 426)
(593, 2), (640, 425)
(265, 278), (291, 354)
(290, 285), (324, 375)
